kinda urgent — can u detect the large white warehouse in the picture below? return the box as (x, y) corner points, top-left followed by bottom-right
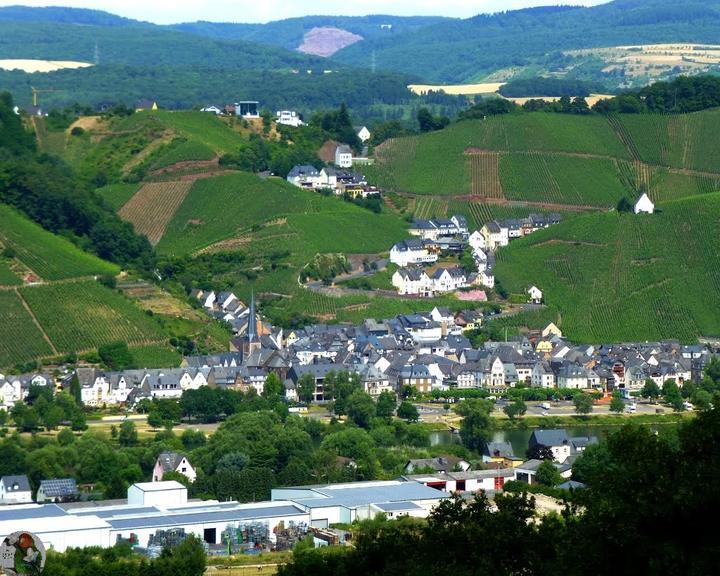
(0, 479), (449, 552)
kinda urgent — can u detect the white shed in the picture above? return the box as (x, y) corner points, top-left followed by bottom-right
(634, 193), (655, 214)
(127, 481), (187, 507)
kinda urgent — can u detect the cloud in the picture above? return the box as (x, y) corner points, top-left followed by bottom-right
(0, 0), (609, 24)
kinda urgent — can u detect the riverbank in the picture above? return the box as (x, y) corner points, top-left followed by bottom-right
(493, 412), (690, 430)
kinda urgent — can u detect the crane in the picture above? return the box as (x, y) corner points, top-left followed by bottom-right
(31, 86), (62, 107)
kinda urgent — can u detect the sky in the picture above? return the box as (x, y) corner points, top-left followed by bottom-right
(1, 1), (610, 24)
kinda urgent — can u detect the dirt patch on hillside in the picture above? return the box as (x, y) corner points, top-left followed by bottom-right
(149, 158), (219, 178)
(298, 27), (363, 57)
(68, 116), (104, 133)
(318, 140), (340, 164)
(533, 239), (606, 248)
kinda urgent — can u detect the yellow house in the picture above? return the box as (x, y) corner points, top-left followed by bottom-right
(542, 322), (562, 338)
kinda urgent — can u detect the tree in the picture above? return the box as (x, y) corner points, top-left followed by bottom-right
(118, 420), (138, 446)
(263, 372), (284, 399)
(503, 399), (527, 420)
(71, 410), (87, 431)
(397, 401), (419, 422)
(573, 393), (594, 415)
(376, 391), (396, 420)
(662, 379), (683, 411)
(297, 374), (315, 404)
(345, 390), (376, 429)
(535, 460), (563, 487)
(42, 405), (64, 431)
(455, 399), (493, 451)
(610, 391), (625, 414)
(98, 341), (135, 371)
(692, 389), (713, 411)
(617, 197), (633, 213)
(147, 410), (164, 429)
(57, 428), (75, 446)
(641, 378), (661, 400)
(527, 444), (555, 461)
(216, 452), (248, 473)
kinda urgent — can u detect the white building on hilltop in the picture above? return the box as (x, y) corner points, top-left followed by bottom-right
(335, 145), (353, 168)
(276, 110), (304, 127)
(634, 193), (655, 214)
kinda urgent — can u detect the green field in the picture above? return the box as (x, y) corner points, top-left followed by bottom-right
(149, 140), (216, 170)
(499, 154), (631, 207)
(97, 183), (141, 210)
(495, 193), (720, 343)
(130, 344), (182, 368)
(152, 111), (245, 154)
(0, 261), (20, 286)
(0, 291), (54, 367)
(158, 173), (407, 256)
(21, 281), (165, 353)
(616, 110), (720, 173)
(0, 205), (120, 280)
(370, 112), (720, 206)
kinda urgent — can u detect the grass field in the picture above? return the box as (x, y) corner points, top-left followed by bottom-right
(97, 183), (141, 210)
(0, 290), (54, 367)
(0, 260), (20, 286)
(21, 281), (165, 353)
(152, 111), (245, 154)
(495, 192), (720, 342)
(149, 140), (216, 171)
(0, 205), (119, 280)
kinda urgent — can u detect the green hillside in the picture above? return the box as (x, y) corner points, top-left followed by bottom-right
(157, 172), (407, 256)
(369, 111), (720, 207)
(0, 204), (119, 281)
(495, 193), (720, 343)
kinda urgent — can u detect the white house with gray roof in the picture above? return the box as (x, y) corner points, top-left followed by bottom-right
(0, 475), (32, 504)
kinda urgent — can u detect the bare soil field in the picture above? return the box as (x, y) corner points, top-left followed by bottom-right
(119, 181), (192, 245)
(298, 26), (363, 57)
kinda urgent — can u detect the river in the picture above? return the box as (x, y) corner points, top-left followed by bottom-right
(429, 425), (669, 458)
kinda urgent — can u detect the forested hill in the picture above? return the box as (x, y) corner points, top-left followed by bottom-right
(0, 20), (326, 70)
(334, 0), (720, 82)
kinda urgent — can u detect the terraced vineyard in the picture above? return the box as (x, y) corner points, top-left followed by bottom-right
(119, 181), (193, 245)
(499, 154), (631, 207)
(495, 193), (720, 342)
(20, 281), (165, 353)
(149, 140), (216, 171)
(468, 151), (504, 199)
(371, 111), (720, 207)
(0, 291), (54, 367)
(616, 110), (720, 172)
(0, 205), (119, 280)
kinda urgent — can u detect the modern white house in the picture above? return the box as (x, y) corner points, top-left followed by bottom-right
(634, 192), (655, 214)
(335, 145), (353, 168)
(468, 230), (487, 251)
(528, 286), (544, 304)
(431, 267), (468, 293)
(276, 110), (304, 127)
(236, 101), (260, 118)
(389, 239), (438, 267)
(0, 475), (33, 505)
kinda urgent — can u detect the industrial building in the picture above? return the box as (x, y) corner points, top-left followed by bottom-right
(271, 480), (449, 528)
(0, 479), (449, 552)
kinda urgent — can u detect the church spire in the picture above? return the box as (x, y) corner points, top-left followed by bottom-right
(248, 291), (257, 343)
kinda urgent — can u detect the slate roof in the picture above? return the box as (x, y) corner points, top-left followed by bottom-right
(0, 475), (31, 493)
(156, 452), (188, 473)
(530, 430), (570, 448)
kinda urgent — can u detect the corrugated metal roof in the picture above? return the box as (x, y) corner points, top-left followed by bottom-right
(373, 501), (423, 512)
(294, 482), (448, 509)
(0, 504), (67, 520)
(72, 506), (161, 518)
(107, 504), (306, 531)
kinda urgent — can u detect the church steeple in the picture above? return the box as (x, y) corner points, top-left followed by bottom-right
(248, 291), (257, 343)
